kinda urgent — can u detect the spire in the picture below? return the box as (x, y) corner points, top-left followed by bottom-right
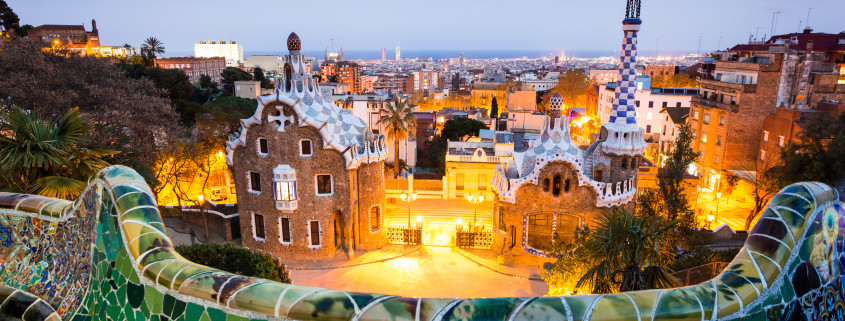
(625, 0), (641, 20)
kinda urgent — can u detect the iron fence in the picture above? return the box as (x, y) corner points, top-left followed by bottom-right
(387, 225), (422, 245)
(455, 226), (493, 249)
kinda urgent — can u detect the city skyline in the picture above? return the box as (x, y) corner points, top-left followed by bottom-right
(9, 0), (844, 56)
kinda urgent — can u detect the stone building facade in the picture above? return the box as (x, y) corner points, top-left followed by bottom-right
(154, 57), (226, 83)
(226, 33), (389, 261)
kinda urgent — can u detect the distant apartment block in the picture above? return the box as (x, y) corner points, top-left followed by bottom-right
(194, 40), (244, 67)
(155, 57), (226, 83)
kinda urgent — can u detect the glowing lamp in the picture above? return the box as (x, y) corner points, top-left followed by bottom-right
(197, 195), (204, 202)
(707, 214), (715, 222)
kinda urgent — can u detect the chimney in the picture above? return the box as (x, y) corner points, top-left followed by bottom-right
(807, 40), (814, 52)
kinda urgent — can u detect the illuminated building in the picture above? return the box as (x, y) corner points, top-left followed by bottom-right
(154, 57), (226, 83)
(29, 20), (100, 55)
(194, 39), (244, 67)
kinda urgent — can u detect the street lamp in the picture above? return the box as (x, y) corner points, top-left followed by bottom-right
(398, 192), (417, 228)
(466, 193), (484, 227)
(714, 192), (723, 227)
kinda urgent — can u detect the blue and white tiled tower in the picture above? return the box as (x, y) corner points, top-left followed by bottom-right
(598, 0), (647, 156)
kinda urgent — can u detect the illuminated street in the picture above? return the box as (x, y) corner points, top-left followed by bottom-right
(289, 246), (548, 298)
(693, 190), (757, 231)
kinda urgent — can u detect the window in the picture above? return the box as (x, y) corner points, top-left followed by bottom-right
(662, 101), (668, 108)
(701, 133), (708, 143)
(692, 130), (697, 139)
(257, 138), (269, 156)
(778, 136), (785, 147)
(703, 114), (710, 125)
(248, 172), (261, 193)
(552, 175), (562, 196)
(279, 217), (291, 244)
(498, 206), (506, 232)
(526, 212), (553, 250)
(315, 174), (333, 196)
(478, 174), (487, 191)
(760, 150), (766, 160)
(714, 155), (719, 164)
(700, 151), (705, 162)
(253, 213), (266, 240)
(564, 179), (571, 193)
(693, 110), (699, 120)
(646, 112), (653, 120)
(309, 221), (320, 247)
(648, 101), (654, 108)
(370, 206), (380, 232)
(719, 116), (725, 126)
(635, 100), (640, 107)
(646, 125), (652, 133)
(621, 158), (628, 169)
(456, 173), (464, 190)
(300, 139), (313, 157)
(542, 178), (550, 192)
(717, 135), (722, 146)
(676, 102), (682, 108)
(274, 180), (296, 201)
(763, 131), (769, 142)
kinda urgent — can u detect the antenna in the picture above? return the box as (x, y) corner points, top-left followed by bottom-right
(770, 11), (782, 37)
(756, 26), (765, 42)
(806, 7), (814, 29)
(798, 20), (803, 32)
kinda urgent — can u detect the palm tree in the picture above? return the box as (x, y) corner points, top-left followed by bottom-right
(142, 37), (165, 57)
(378, 96), (416, 178)
(576, 207), (679, 293)
(0, 106), (116, 199)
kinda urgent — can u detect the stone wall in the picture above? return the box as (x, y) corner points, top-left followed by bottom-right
(231, 101), (386, 261)
(350, 162), (388, 251)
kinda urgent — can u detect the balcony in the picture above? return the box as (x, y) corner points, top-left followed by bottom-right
(699, 79), (757, 94)
(275, 200), (297, 212)
(691, 96), (738, 112)
(445, 154), (512, 164)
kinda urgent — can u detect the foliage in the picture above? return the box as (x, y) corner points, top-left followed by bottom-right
(735, 153), (786, 230)
(652, 73), (698, 88)
(0, 0), (22, 36)
(780, 111), (845, 187)
(416, 136), (448, 176)
(671, 247), (740, 272)
(0, 38), (178, 186)
(542, 228), (594, 296)
(490, 97), (499, 125)
(174, 243), (291, 283)
(253, 67), (273, 89)
(200, 96), (258, 134)
(140, 37), (165, 66)
(0, 107), (116, 199)
(552, 70), (590, 107)
(440, 117), (489, 141)
(575, 207), (679, 294)
(657, 123), (698, 224)
(220, 67), (254, 96)
(378, 96), (416, 177)
(192, 74), (221, 104)
(119, 63), (198, 124)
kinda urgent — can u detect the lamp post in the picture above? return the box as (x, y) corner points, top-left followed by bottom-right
(197, 195), (209, 239)
(466, 193), (484, 228)
(714, 192), (723, 227)
(398, 192), (417, 228)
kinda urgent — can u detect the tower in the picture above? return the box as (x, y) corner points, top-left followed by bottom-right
(598, 0), (646, 157)
(395, 46), (400, 61)
(382, 46), (386, 61)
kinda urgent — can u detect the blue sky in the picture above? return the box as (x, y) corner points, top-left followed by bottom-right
(9, 0), (845, 55)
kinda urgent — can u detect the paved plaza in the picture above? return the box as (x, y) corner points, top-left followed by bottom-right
(289, 246), (548, 298)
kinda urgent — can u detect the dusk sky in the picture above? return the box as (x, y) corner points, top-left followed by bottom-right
(9, 0), (845, 57)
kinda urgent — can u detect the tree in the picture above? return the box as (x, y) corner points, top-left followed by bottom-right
(201, 96), (258, 134)
(490, 96), (499, 129)
(0, 0), (20, 36)
(378, 96), (416, 178)
(657, 124), (697, 223)
(175, 243), (292, 283)
(119, 63), (198, 124)
(0, 106), (116, 199)
(220, 67), (254, 96)
(440, 117), (489, 142)
(732, 149), (785, 230)
(141, 37), (165, 57)
(0, 38), (179, 185)
(652, 74), (698, 89)
(253, 67), (272, 89)
(575, 208), (679, 294)
(780, 111), (845, 186)
(551, 70), (590, 107)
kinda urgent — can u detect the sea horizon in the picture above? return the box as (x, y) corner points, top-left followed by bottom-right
(163, 49), (698, 60)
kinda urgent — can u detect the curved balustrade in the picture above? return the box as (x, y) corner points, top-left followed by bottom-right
(0, 165), (843, 320)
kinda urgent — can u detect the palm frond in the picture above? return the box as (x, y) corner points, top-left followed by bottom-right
(33, 176), (86, 200)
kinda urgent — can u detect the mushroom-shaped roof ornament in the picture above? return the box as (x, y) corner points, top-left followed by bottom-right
(287, 32), (301, 52)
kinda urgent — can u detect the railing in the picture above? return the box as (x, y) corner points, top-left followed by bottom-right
(455, 226), (493, 249)
(387, 225), (423, 245)
(445, 154), (511, 163)
(691, 97), (738, 112)
(671, 262), (730, 286)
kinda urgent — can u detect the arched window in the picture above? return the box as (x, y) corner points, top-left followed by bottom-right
(369, 206), (381, 232)
(621, 158), (628, 169)
(552, 175), (562, 196)
(526, 212), (554, 250)
(564, 179), (571, 193)
(284, 65), (293, 91)
(631, 157), (638, 168)
(542, 178), (550, 192)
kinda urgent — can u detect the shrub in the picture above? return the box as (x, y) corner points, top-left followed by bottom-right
(174, 243), (292, 283)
